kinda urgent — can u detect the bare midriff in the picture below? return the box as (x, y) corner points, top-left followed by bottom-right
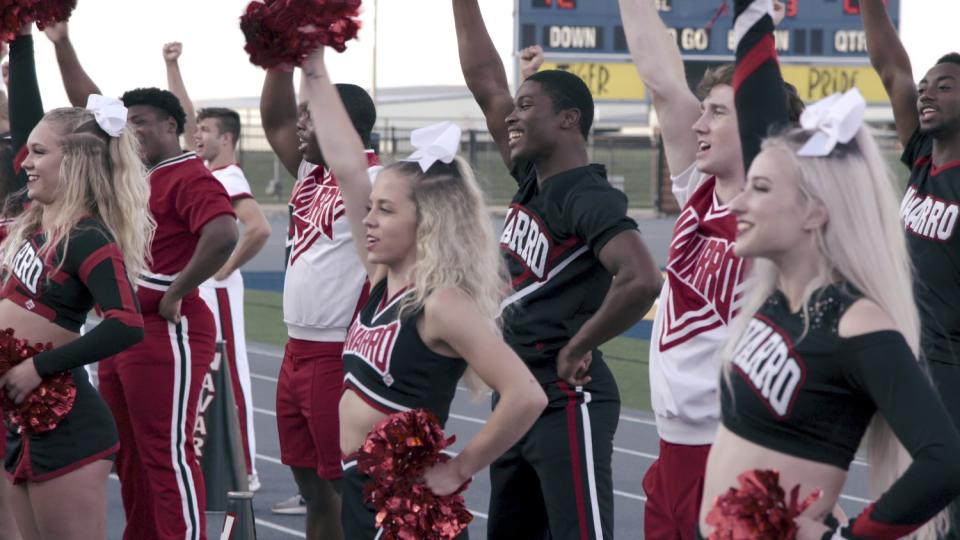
(339, 389), (390, 456)
(0, 299), (79, 351)
(699, 425), (849, 536)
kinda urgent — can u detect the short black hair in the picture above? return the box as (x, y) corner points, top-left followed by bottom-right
(335, 84), (376, 148)
(526, 70), (595, 139)
(936, 52), (960, 67)
(197, 107), (241, 146)
(121, 87), (188, 135)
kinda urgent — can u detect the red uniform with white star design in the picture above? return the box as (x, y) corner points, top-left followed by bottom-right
(649, 167), (747, 446)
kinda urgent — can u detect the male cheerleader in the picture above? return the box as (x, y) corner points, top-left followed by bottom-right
(454, 1), (663, 538)
(164, 42), (272, 491)
(260, 64), (380, 540)
(46, 23), (239, 540)
(861, 2), (960, 535)
(617, 1), (802, 537)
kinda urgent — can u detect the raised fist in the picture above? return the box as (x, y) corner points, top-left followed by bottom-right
(163, 42), (183, 63)
(520, 45), (545, 80)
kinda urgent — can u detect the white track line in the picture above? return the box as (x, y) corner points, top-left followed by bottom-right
(250, 373), (278, 383)
(250, 436), (869, 512)
(254, 519), (307, 538)
(111, 472), (312, 538)
(252, 407), (869, 469)
(255, 453), (283, 465)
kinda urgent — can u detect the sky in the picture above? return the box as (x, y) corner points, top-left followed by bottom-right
(21, 0), (960, 109)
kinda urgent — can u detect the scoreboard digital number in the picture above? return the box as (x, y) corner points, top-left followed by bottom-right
(517, 0), (899, 59)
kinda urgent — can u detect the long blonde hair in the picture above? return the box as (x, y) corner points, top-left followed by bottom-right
(387, 157), (511, 393)
(389, 156), (510, 327)
(721, 127), (947, 538)
(1, 108), (155, 284)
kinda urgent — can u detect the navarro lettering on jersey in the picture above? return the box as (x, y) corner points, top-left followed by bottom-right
(11, 241), (43, 295)
(732, 318), (804, 418)
(900, 186), (960, 241)
(658, 198), (747, 351)
(289, 168), (345, 264)
(500, 206), (551, 279)
(344, 319), (401, 381)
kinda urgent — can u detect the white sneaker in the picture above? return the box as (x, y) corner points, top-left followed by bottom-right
(248, 473), (261, 492)
(271, 494), (307, 515)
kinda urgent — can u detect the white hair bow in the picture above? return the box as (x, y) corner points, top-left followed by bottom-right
(796, 87), (866, 157)
(85, 94), (128, 138)
(402, 121), (461, 172)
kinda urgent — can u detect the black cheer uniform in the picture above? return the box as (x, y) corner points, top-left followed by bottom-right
(717, 284), (960, 539)
(340, 280), (468, 539)
(0, 218), (143, 483)
(488, 159), (637, 540)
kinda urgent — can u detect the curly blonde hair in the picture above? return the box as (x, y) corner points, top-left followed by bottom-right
(1, 108), (155, 284)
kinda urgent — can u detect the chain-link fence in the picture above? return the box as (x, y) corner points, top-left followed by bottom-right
(233, 115), (908, 213)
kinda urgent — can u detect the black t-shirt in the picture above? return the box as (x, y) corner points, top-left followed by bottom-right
(499, 160), (637, 382)
(900, 129), (960, 365)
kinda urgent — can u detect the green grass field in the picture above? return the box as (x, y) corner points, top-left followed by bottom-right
(244, 289), (652, 411)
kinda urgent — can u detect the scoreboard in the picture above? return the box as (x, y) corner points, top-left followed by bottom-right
(517, 0), (900, 60)
(517, 0), (901, 103)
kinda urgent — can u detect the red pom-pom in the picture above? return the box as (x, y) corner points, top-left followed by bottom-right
(0, 0), (76, 42)
(705, 469), (821, 540)
(240, 0), (362, 70)
(0, 328), (77, 434)
(357, 410), (473, 540)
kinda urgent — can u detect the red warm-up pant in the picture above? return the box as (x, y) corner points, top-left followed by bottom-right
(100, 291), (215, 540)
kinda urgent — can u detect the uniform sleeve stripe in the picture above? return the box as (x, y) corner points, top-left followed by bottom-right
(12, 146), (26, 174)
(77, 244), (118, 284)
(850, 503), (922, 539)
(732, 0), (772, 48)
(111, 256), (138, 316)
(102, 309), (144, 328)
(733, 34), (777, 93)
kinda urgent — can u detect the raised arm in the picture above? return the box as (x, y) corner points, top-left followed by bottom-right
(452, 0), (515, 168)
(43, 22), (101, 107)
(301, 48), (378, 279)
(163, 42), (198, 151)
(618, 0), (702, 174)
(260, 69), (303, 177)
(733, 0), (790, 171)
(8, 25), (44, 183)
(861, 0), (918, 146)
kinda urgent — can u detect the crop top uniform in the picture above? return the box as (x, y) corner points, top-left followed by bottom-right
(341, 279), (467, 428)
(0, 217), (144, 482)
(339, 279), (469, 539)
(722, 284), (960, 539)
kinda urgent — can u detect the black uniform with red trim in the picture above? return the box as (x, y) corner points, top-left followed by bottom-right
(98, 152), (235, 540)
(899, 120), (960, 540)
(340, 279), (468, 539)
(900, 132), (960, 370)
(721, 284), (960, 539)
(0, 218), (143, 483)
(488, 159), (636, 540)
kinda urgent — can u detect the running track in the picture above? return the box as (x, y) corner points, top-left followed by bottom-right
(100, 342), (872, 539)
